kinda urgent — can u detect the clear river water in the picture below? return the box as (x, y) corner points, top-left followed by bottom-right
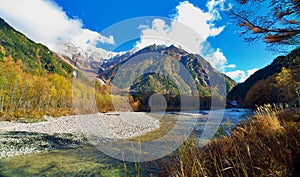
(0, 108), (253, 176)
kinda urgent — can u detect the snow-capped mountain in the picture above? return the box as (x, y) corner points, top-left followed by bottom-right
(55, 41), (126, 70)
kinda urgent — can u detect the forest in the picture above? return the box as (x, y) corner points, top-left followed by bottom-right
(0, 54), (128, 121)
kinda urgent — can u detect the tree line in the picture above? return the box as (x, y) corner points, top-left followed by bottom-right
(246, 66), (300, 108)
(0, 55), (126, 121)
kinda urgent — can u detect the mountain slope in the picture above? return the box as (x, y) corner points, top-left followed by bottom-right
(0, 18), (79, 119)
(98, 44), (236, 109)
(0, 18), (73, 77)
(227, 47), (300, 107)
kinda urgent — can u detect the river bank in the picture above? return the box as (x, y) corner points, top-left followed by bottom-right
(163, 106), (300, 177)
(0, 112), (159, 158)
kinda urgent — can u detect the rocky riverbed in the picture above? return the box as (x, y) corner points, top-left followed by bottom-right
(0, 112), (159, 158)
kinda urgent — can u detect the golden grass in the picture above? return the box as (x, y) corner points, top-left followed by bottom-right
(128, 113), (177, 142)
(161, 104), (300, 177)
(253, 104), (285, 136)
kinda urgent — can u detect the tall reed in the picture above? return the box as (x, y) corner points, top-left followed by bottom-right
(162, 104), (300, 177)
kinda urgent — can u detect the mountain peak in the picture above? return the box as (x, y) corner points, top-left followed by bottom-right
(98, 43), (236, 98)
(55, 41), (125, 70)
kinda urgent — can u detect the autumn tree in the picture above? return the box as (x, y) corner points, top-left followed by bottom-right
(275, 67), (292, 103)
(291, 65), (300, 106)
(246, 66), (300, 108)
(276, 66), (300, 106)
(245, 77), (278, 107)
(0, 56), (76, 120)
(230, 0), (300, 46)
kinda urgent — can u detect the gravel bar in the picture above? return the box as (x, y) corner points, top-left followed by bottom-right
(0, 112), (159, 158)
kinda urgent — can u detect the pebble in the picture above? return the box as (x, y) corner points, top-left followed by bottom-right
(0, 112), (159, 158)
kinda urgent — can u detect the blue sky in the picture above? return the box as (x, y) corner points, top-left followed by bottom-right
(0, 0), (281, 82)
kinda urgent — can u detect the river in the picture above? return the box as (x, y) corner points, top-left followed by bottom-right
(0, 108), (253, 176)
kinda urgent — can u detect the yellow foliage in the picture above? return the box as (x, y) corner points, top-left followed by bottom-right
(132, 101), (140, 111)
(72, 80), (98, 114)
(0, 56), (124, 120)
(0, 45), (6, 55)
(276, 67), (292, 85)
(246, 66), (299, 107)
(0, 57), (76, 119)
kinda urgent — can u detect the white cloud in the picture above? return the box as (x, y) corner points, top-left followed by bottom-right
(0, 0), (253, 83)
(135, 19), (174, 50)
(175, 1), (224, 41)
(203, 48), (227, 71)
(247, 68), (259, 77)
(71, 29), (115, 47)
(224, 70), (246, 83)
(135, 0), (231, 71)
(224, 68), (259, 83)
(224, 64), (237, 69)
(0, 0), (114, 51)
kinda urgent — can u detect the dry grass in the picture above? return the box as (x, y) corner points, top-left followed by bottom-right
(128, 113), (177, 142)
(253, 104), (285, 136)
(162, 104), (300, 177)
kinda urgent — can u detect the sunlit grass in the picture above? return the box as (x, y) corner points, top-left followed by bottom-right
(128, 113), (177, 142)
(162, 104), (300, 176)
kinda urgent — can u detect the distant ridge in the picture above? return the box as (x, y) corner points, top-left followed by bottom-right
(227, 47), (300, 107)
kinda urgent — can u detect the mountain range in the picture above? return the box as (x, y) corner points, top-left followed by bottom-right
(2, 17), (298, 110)
(0, 17), (236, 95)
(55, 41), (126, 70)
